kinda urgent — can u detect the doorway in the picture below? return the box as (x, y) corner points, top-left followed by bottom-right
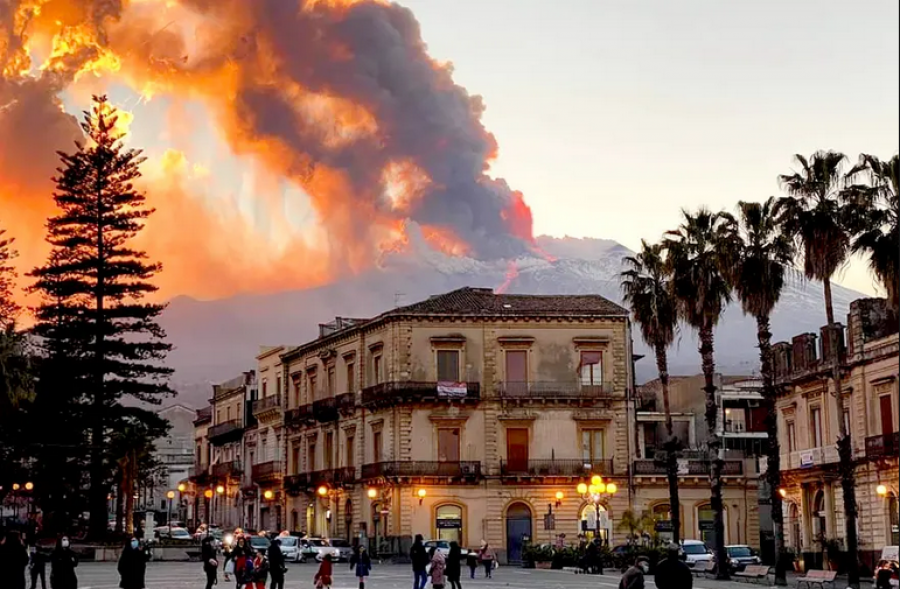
(505, 502), (533, 564)
(506, 429), (529, 473)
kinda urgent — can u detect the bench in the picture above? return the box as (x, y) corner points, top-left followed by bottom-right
(797, 569), (838, 589)
(691, 560), (716, 576)
(733, 564), (771, 583)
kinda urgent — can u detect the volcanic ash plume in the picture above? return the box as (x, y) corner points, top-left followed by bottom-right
(0, 0), (537, 300)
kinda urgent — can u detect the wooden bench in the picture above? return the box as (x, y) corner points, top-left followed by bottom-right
(733, 564), (771, 583)
(797, 569), (838, 589)
(691, 560), (716, 576)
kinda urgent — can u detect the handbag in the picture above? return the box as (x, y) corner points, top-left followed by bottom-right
(224, 559), (235, 574)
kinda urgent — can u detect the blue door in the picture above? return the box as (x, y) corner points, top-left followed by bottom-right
(505, 503), (533, 564)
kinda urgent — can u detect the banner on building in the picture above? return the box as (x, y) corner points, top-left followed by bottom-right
(799, 451), (815, 468)
(437, 382), (467, 398)
(677, 459), (689, 476)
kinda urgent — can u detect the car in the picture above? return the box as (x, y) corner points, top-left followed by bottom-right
(153, 526), (193, 541)
(423, 540), (468, 560)
(681, 540), (713, 569)
(276, 536), (303, 563)
(325, 539), (355, 562)
(301, 538), (334, 562)
(724, 545), (761, 572)
(249, 535), (271, 554)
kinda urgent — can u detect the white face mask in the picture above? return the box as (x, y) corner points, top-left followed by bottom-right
(61, 539), (70, 548)
(639, 563), (650, 574)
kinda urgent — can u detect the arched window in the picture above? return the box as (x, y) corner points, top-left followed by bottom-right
(580, 504), (611, 545)
(696, 503), (728, 546)
(812, 490), (826, 541)
(652, 503), (674, 542)
(436, 504), (464, 544)
(788, 503), (801, 549)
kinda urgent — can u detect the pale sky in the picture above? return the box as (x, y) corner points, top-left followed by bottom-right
(397, 0), (900, 296)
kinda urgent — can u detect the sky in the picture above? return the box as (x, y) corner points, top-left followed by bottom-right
(396, 0), (900, 295)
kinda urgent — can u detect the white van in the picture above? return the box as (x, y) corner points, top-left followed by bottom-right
(681, 539), (713, 568)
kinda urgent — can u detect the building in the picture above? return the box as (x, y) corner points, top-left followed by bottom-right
(188, 405), (213, 527)
(634, 375), (763, 549)
(150, 405), (197, 522)
(774, 298), (899, 572)
(272, 287), (635, 563)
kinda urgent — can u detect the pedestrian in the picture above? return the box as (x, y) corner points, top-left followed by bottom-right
(429, 547), (446, 589)
(251, 549), (268, 589)
(49, 537), (78, 589)
(1, 530), (30, 589)
(314, 554), (334, 589)
(30, 545), (48, 589)
(477, 542), (495, 579)
(410, 534), (429, 589)
(585, 539), (599, 574)
(201, 536), (218, 589)
(446, 542), (462, 589)
(876, 560), (898, 589)
(267, 538), (285, 589)
(654, 543), (691, 589)
(465, 549), (478, 580)
(233, 537), (250, 588)
(117, 537), (149, 589)
(351, 545), (372, 589)
(618, 557), (649, 589)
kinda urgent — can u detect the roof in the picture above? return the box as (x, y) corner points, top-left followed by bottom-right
(384, 287), (628, 318)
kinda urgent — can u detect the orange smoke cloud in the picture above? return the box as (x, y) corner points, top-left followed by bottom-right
(1, 0), (536, 303)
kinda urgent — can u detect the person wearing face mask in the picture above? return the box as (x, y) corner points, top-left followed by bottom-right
(618, 557), (649, 589)
(50, 537), (78, 589)
(117, 537), (149, 589)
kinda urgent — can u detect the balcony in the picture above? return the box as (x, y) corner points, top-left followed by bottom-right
(252, 395), (282, 416)
(499, 459), (613, 478)
(361, 461), (482, 481)
(188, 463), (210, 482)
(498, 381), (616, 402)
(313, 393), (356, 422)
(633, 459), (743, 476)
(284, 473), (311, 495)
(193, 406), (212, 426)
(211, 460), (243, 479)
(285, 404), (315, 428)
(251, 460), (284, 482)
(361, 382), (481, 408)
(208, 420), (244, 444)
(865, 432), (899, 459)
(309, 467), (357, 487)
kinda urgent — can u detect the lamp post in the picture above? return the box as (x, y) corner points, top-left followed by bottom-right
(576, 475), (618, 545)
(216, 485), (225, 527)
(166, 490), (175, 526)
(204, 489), (213, 529)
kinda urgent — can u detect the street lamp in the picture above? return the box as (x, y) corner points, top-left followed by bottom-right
(367, 488), (378, 499)
(555, 491), (564, 508)
(24, 482), (33, 491)
(263, 490), (274, 501)
(778, 488), (788, 498)
(178, 483), (186, 493)
(877, 484), (888, 497)
(166, 490), (176, 526)
(417, 488), (427, 505)
(577, 475), (619, 546)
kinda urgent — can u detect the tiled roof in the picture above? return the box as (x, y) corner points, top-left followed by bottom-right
(383, 287), (628, 318)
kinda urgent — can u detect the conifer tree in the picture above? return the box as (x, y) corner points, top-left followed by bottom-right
(30, 95), (174, 539)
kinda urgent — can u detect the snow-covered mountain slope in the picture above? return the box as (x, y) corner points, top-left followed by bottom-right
(160, 235), (863, 408)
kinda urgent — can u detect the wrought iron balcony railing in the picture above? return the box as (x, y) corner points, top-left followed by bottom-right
(865, 431), (899, 459)
(498, 381), (615, 400)
(251, 460), (284, 481)
(208, 420), (244, 441)
(633, 459), (743, 476)
(361, 382), (480, 407)
(499, 459), (613, 477)
(211, 460), (243, 478)
(285, 404), (315, 427)
(252, 395), (282, 415)
(361, 461), (482, 480)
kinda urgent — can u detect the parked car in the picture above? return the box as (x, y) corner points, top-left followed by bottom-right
(249, 535), (271, 554)
(277, 536), (304, 563)
(325, 539), (355, 562)
(681, 540), (713, 569)
(153, 526), (194, 541)
(725, 545), (761, 572)
(424, 540), (469, 560)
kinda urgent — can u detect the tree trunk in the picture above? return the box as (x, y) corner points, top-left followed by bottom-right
(699, 325), (729, 580)
(125, 450), (135, 535)
(655, 341), (681, 543)
(823, 278), (860, 588)
(758, 314), (787, 585)
(115, 466), (125, 535)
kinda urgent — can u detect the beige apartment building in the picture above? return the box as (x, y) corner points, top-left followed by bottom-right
(271, 287), (635, 562)
(774, 298), (899, 572)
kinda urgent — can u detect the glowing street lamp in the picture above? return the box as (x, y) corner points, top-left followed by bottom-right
(177, 483), (186, 493)
(778, 488), (788, 498)
(166, 490), (176, 525)
(417, 488), (427, 505)
(317, 485), (329, 497)
(24, 482), (34, 491)
(263, 489), (275, 500)
(367, 488), (378, 499)
(876, 484), (888, 497)
(555, 491), (564, 508)
(216, 485), (225, 495)
(576, 475), (620, 551)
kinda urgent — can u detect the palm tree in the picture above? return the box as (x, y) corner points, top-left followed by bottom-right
(621, 240), (682, 542)
(723, 198), (794, 585)
(776, 150), (860, 588)
(844, 154), (899, 312)
(664, 208), (733, 580)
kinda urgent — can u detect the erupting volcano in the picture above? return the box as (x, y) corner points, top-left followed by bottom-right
(0, 0), (537, 301)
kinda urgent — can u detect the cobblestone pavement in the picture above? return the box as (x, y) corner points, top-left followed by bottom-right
(66, 561), (867, 589)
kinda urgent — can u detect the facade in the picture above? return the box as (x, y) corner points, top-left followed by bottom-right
(774, 298), (899, 572)
(247, 346), (287, 532)
(634, 375), (763, 549)
(150, 405), (197, 521)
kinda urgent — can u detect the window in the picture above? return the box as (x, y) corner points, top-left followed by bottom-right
(438, 428), (460, 462)
(292, 446), (300, 475)
(373, 355), (382, 385)
(437, 350), (460, 382)
(581, 429), (604, 463)
(506, 428), (529, 472)
(309, 374), (318, 401)
(293, 379), (301, 407)
(842, 407), (851, 435)
(325, 432), (334, 469)
(505, 350), (528, 395)
(308, 442), (316, 471)
(275, 434), (281, 461)
(579, 351), (603, 386)
(226, 407), (231, 421)
(216, 410), (221, 424)
(261, 439), (267, 463)
(327, 366), (336, 396)
(346, 362), (355, 393)
(372, 430), (383, 463)
(810, 406), (823, 448)
(880, 394), (894, 437)
(346, 435), (355, 468)
(276, 375), (282, 397)
(435, 504), (463, 544)
(786, 421), (796, 453)
(262, 379), (268, 397)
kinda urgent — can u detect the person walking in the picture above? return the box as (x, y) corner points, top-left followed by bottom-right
(465, 549), (478, 580)
(446, 542), (462, 589)
(29, 545), (48, 589)
(618, 557), (649, 589)
(429, 547), (446, 589)
(410, 535), (429, 589)
(1, 530), (30, 589)
(251, 549), (268, 589)
(478, 543), (495, 579)
(49, 537), (78, 589)
(117, 537), (149, 589)
(314, 554), (334, 589)
(654, 543), (691, 589)
(267, 539), (285, 589)
(351, 545), (372, 589)
(201, 536), (218, 589)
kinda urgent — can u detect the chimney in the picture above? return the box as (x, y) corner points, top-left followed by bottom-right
(820, 323), (846, 365)
(773, 342), (792, 378)
(792, 333), (818, 372)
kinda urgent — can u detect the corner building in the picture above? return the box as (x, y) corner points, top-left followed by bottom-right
(277, 287), (634, 563)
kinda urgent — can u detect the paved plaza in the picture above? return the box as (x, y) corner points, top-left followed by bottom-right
(51, 561), (869, 589)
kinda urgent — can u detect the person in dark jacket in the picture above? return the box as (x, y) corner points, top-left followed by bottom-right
(201, 536), (218, 589)
(654, 544), (691, 589)
(49, 537), (78, 589)
(1, 530), (30, 589)
(350, 546), (372, 589)
(446, 542), (462, 589)
(30, 544), (49, 589)
(410, 535), (429, 589)
(267, 539), (285, 589)
(117, 538), (149, 589)
(465, 550), (478, 580)
(618, 557), (649, 589)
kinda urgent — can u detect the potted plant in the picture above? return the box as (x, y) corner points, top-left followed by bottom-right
(523, 544), (554, 569)
(822, 538), (843, 571)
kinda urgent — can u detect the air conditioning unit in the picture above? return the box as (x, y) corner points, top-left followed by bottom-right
(747, 400), (760, 408)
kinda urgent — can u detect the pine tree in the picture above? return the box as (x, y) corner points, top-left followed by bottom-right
(0, 225), (21, 328)
(29, 95), (174, 539)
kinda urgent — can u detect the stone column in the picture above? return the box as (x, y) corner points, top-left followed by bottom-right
(800, 485), (811, 550)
